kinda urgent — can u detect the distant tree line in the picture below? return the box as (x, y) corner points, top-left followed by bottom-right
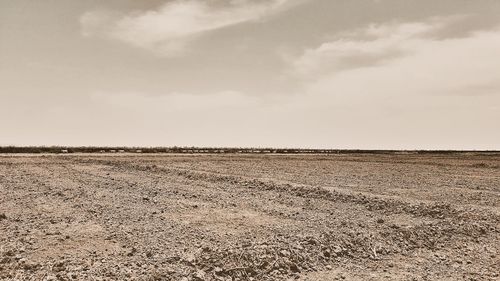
(0, 146), (497, 154)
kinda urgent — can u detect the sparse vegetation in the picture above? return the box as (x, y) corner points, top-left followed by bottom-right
(0, 146), (497, 155)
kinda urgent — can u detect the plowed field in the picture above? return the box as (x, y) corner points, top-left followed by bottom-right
(1, 154), (499, 280)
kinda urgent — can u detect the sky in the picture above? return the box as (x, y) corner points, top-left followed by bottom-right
(1, 0), (499, 149)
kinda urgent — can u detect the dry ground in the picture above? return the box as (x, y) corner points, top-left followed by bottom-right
(0, 153), (499, 281)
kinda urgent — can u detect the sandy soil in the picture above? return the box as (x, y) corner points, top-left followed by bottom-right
(0, 153), (499, 280)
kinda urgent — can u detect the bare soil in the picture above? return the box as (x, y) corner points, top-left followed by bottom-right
(0, 153), (499, 280)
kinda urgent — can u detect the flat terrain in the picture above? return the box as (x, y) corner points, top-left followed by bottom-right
(0, 153), (499, 280)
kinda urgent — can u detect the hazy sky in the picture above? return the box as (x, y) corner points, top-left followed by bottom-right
(1, 0), (499, 149)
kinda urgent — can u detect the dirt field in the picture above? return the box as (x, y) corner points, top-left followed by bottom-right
(0, 153), (499, 281)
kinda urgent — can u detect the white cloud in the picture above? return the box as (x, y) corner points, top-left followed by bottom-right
(297, 24), (500, 100)
(292, 19), (451, 77)
(81, 0), (293, 56)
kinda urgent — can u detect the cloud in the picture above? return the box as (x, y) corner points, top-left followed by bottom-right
(81, 0), (294, 56)
(291, 18), (454, 77)
(290, 23), (500, 109)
